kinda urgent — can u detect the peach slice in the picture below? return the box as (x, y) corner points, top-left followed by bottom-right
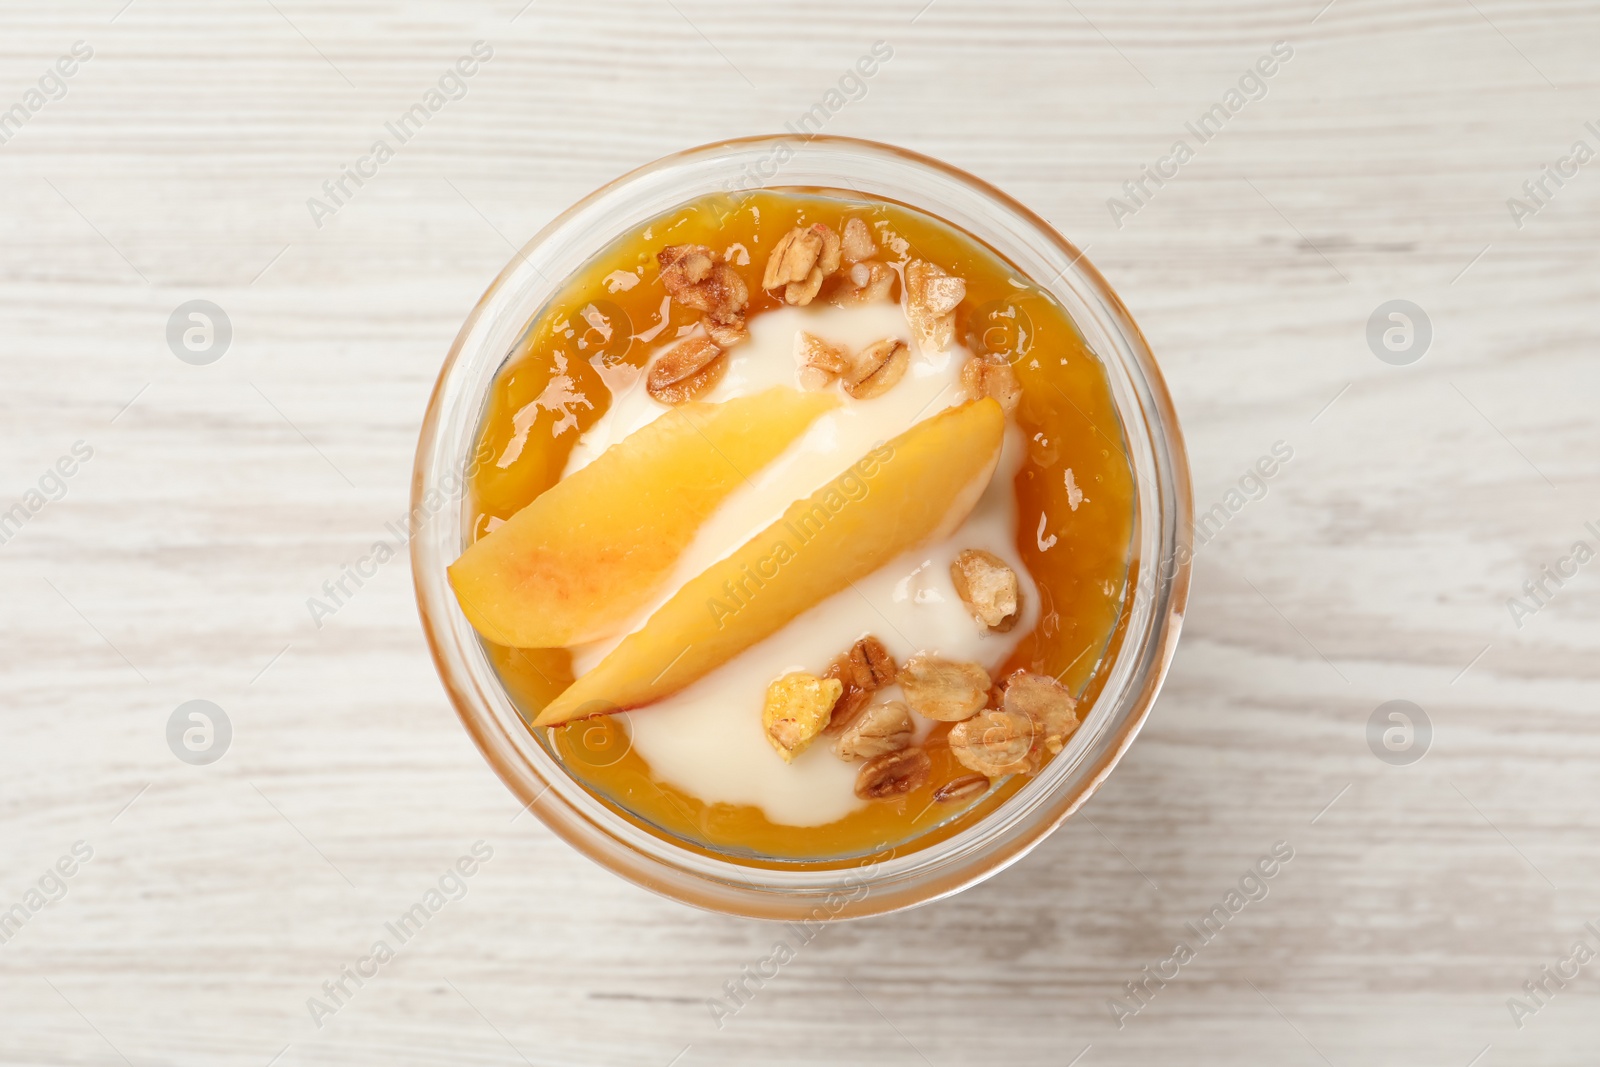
(534, 399), (1005, 726)
(449, 386), (837, 648)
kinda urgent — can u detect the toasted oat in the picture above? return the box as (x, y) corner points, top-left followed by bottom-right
(815, 225), (842, 270)
(659, 243), (715, 287)
(787, 266), (827, 306)
(658, 244), (749, 338)
(905, 259), (966, 352)
(646, 337), (726, 405)
(844, 338), (909, 400)
(960, 354), (1022, 414)
(763, 228), (812, 290)
(795, 331), (851, 390)
(899, 653), (990, 722)
(1002, 670), (1079, 757)
(706, 319), (748, 348)
(950, 548), (1021, 633)
(833, 699), (913, 762)
(832, 260), (896, 306)
(841, 218), (876, 264)
(948, 707), (1036, 776)
(932, 773), (990, 803)
(762, 671), (843, 763)
(763, 223), (842, 306)
(854, 747), (931, 800)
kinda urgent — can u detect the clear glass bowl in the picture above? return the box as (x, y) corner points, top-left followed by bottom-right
(411, 135), (1192, 920)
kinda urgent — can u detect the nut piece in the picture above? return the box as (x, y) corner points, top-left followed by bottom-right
(763, 224), (842, 306)
(948, 708), (1036, 776)
(822, 636), (898, 733)
(659, 244), (749, 339)
(899, 653), (991, 722)
(844, 338), (910, 400)
(1002, 670), (1079, 757)
(823, 680), (871, 734)
(854, 747), (931, 800)
(932, 773), (990, 803)
(647, 337), (726, 405)
(762, 671), (843, 763)
(832, 260), (896, 306)
(833, 699), (913, 762)
(905, 259), (966, 352)
(844, 635), (897, 690)
(950, 548), (1021, 633)
(841, 218), (876, 263)
(960, 354), (1022, 414)
(795, 331), (851, 390)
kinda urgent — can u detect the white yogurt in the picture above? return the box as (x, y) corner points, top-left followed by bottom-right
(561, 303), (1032, 827)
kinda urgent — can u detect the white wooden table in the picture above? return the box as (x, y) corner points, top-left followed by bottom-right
(2, 1), (1596, 1064)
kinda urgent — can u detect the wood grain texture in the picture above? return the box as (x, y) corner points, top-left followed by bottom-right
(1, 0), (1597, 1064)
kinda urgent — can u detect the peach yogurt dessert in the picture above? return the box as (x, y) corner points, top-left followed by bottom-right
(446, 189), (1135, 861)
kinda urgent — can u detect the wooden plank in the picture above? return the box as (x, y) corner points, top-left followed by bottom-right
(0, 1), (1596, 1064)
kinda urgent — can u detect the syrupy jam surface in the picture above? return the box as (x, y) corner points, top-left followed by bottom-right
(464, 188), (1135, 862)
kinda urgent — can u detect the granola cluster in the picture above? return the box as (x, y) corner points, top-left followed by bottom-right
(903, 260), (966, 352)
(760, 219), (889, 308)
(789, 331), (911, 400)
(792, 333), (911, 400)
(960, 353), (1021, 413)
(763, 223), (841, 305)
(949, 549), (1021, 632)
(761, 630), (1080, 802)
(657, 244), (749, 346)
(650, 211), (1025, 414)
(761, 671), (843, 763)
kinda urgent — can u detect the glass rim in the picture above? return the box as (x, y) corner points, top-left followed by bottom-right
(411, 134), (1194, 920)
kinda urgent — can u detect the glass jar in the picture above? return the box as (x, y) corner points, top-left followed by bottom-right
(411, 135), (1193, 919)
